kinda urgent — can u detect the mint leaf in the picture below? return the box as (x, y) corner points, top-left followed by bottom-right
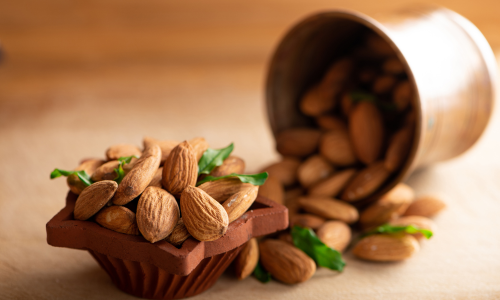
(50, 169), (92, 187)
(253, 261), (271, 283)
(291, 225), (345, 272)
(350, 90), (397, 112)
(196, 172), (268, 186)
(362, 223), (433, 239)
(198, 143), (234, 175)
(114, 155), (137, 184)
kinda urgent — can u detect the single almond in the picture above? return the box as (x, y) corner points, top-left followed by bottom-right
(147, 167), (163, 188)
(276, 128), (321, 157)
(91, 160), (119, 182)
(389, 216), (436, 240)
(385, 127), (413, 172)
(320, 129), (357, 166)
(290, 213), (325, 230)
(349, 102), (385, 164)
(284, 188), (304, 219)
(316, 221), (351, 252)
(259, 239), (316, 284)
(372, 75), (397, 94)
(209, 156), (245, 177)
(257, 175), (284, 205)
(300, 83), (339, 117)
(199, 178), (253, 202)
(222, 185), (259, 223)
(298, 196), (359, 224)
(105, 144), (142, 161)
(261, 157), (301, 187)
(309, 168), (357, 197)
(393, 80), (412, 112)
(352, 234), (420, 261)
(340, 92), (353, 116)
(316, 115), (347, 131)
(136, 186), (179, 243)
(359, 183), (415, 229)
(166, 218), (191, 247)
(403, 195), (446, 218)
(365, 34), (394, 56)
(143, 137), (180, 165)
(358, 68), (377, 83)
(341, 162), (391, 202)
(161, 141), (198, 197)
(278, 232), (294, 245)
(188, 137), (209, 161)
(234, 238), (259, 280)
(95, 206), (139, 235)
(382, 57), (405, 74)
(297, 155), (334, 188)
(322, 58), (353, 84)
(113, 143), (161, 205)
(74, 180), (118, 220)
(181, 186), (229, 241)
(67, 159), (104, 195)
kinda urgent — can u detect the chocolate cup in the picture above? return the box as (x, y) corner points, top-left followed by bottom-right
(47, 192), (288, 299)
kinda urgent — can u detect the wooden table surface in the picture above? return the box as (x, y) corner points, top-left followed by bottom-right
(1, 1), (500, 299)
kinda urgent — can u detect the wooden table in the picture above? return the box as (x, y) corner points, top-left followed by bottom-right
(1, 1), (500, 299)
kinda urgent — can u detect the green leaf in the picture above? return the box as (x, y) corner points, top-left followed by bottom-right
(362, 223), (433, 239)
(253, 261), (271, 283)
(198, 143), (234, 175)
(291, 225), (345, 272)
(117, 155), (137, 165)
(350, 90), (397, 112)
(114, 155), (137, 184)
(196, 172), (268, 186)
(50, 169), (92, 187)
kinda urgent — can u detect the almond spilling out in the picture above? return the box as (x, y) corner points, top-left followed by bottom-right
(297, 155), (334, 188)
(161, 141), (198, 197)
(309, 168), (357, 197)
(166, 218), (191, 246)
(298, 196), (359, 224)
(403, 195), (446, 217)
(105, 144), (142, 161)
(91, 160), (120, 182)
(349, 102), (385, 165)
(188, 137), (209, 161)
(257, 175), (284, 205)
(341, 162), (391, 202)
(234, 238), (259, 280)
(316, 221), (351, 252)
(74, 180), (118, 220)
(209, 156), (245, 177)
(113, 143), (161, 205)
(259, 239), (316, 284)
(389, 216), (436, 240)
(95, 206), (139, 235)
(320, 129), (357, 166)
(67, 159), (104, 195)
(181, 186), (229, 241)
(222, 185), (259, 223)
(385, 127), (413, 172)
(136, 186), (179, 243)
(143, 137), (179, 165)
(290, 214), (325, 230)
(261, 157), (301, 187)
(352, 234), (420, 261)
(199, 178), (253, 203)
(275, 128), (321, 157)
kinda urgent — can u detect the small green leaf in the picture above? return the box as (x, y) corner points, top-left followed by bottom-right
(75, 170), (92, 186)
(50, 169), (92, 187)
(291, 225), (345, 272)
(362, 223), (433, 239)
(117, 155), (137, 165)
(50, 169), (73, 179)
(253, 261), (271, 283)
(198, 143), (234, 175)
(350, 90), (397, 112)
(196, 172), (268, 186)
(114, 155), (137, 184)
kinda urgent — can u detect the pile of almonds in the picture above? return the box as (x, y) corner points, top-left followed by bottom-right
(57, 137), (262, 245)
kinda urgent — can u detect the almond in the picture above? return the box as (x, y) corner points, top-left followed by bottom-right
(259, 239), (316, 284)
(209, 156), (245, 177)
(278, 232), (294, 245)
(393, 80), (412, 111)
(372, 75), (397, 94)
(95, 206), (139, 235)
(257, 175), (284, 205)
(222, 185), (259, 223)
(316, 221), (351, 252)
(234, 238), (259, 280)
(358, 68), (377, 83)
(359, 183), (415, 228)
(261, 157), (301, 186)
(389, 216), (436, 240)
(166, 218), (191, 246)
(322, 58), (353, 84)
(309, 168), (357, 197)
(316, 115), (347, 131)
(341, 162), (391, 202)
(112, 143), (161, 205)
(300, 83), (339, 117)
(276, 128), (321, 157)
(91, 160), (119, 182)
(385, 127), (413, 172)
(319, 129), (357, 166)
(352, 234), (420, 261)
(74, 180), (118, 220)
(284, 188), (304, 219)
(136, 186), (179, 243)
(349, 102), (385, 164)
(199, 178), (253, 202)
(298, 196), (359, 224)
(147, 167), (163, 188)
(290, 214), (325, 230)
(340, 92), (353, 116)
(67, 159), (104, 195)
(297, 155), (334, 188)
(403, 195), (446, 218)
(188, 137), (209, 161)
(365, 34), (394, 56)
(143, 137), (179, 165)
(180, 186), (229, 241)
(382, 57), (404, 74)
(161, 141), (198, 197)
(105, 144), (142, 161)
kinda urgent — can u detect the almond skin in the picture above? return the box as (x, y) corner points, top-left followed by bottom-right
(257, 175), (284, 205)
(298, 196), (359, 224)
(382, 57), (405, 74)
(113, 143), (161, 205)
(393, 80), (412, 111)
(341, 162), (391, 202)
(235, 238), (259, 280)
(91, 160), (119, 182)
(316, 221), (351, 252)
(147, 167), (163, 188)
(199, 178), (253, 203)
(181, 186), (229, 241)
(259, 239), (316, 284)
(136, 186), (179, 243)
(261, 157), (301, 187)
(352, 234), (420, 261)
(385, 127), (413, 172)
(105, 144), (142, 161)
(372, 75), (397, 94)
(316, 115), (347, 132)
(276, 128), (321, 157)
(95, 206), (139, 235)
(390, 216), (436, 240)
(67, 159), (104, 195)
(290, 214), (325, 230)
(143, 137), (179, 165)
(166, 218), (191, 247)
(300, 83), (339, 117)
(188, 137), (209, 161)
(309, 168), (357, 198)
(403, 195), (446, 218)
(209, 156), (245, 177)
(161, 141), (198, 198)
(320, 129), (357, 166)
(297, 155), (334, 188)
(322, 58), (353, 84)
(74, 180), (118, 220)
(222, 185), (259, 223)
(349, 102), (385, 164)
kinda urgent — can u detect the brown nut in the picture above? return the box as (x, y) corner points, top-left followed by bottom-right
(300, 83), (339, 117)
(188, 137), (209, 161)
(199, 178), (253, 203)
(316, 221), (351, 252)
(147, 167), (163, 188)
(382, 57), (405, 74)
(389, 216), (436, 240)
(234, 238), (259, 280)
(67, 159), (104, 195)
(143, 137), (180, 165)
(276, 128), (321, 157)
(261, 157), (301, 187)
(297, 155), (334, 188)
(222, 185), (259, 223)
(298, 196), (359, 224)
(309, 168), (357, 198)
(352, 234), (419, 262)
(257, 175), (284, 205)
(166, 218), (191, 246)
(316, 115), (347, 132)
(290, 214), (325, 230)
(349, 102), (385, 165)
(74, 180), (118, 220)
(372, 75), (397, 94)
(403, 195), (446, 218)
(341, 162), (391, 202)
(105, 144), (142, 161)
(91, 160), (119, 182)
(319, 129), (357, 166)
(385, 127), (413, 172)
(95, 206), (139, 235)
(393, 81), (413, 112)
(161, 141), (198, 198)
(209, 156), (245, 177)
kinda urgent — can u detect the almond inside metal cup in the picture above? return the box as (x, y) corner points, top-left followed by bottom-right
(266, 5), (497, 206)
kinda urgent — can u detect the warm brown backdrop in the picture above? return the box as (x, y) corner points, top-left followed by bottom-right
(1, 0), (500, 299)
